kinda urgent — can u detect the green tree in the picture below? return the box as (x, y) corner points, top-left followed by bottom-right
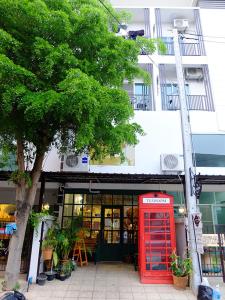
(0, 0), (164, 288)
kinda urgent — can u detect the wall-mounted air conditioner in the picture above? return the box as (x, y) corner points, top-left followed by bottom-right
(61, 153), (89, 172)
(160, 154), (184, 172)
(185, 68), (203, 80)
(173, 19), (189, 32)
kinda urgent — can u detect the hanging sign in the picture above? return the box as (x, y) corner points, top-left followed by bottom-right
(192, 213), (204, 254)
(143, 197), (170, 204)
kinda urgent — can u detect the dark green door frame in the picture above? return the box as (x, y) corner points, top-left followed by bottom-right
(99, 205), (123, 261)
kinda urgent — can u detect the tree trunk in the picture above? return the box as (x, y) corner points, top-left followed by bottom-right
(4, 142), (44, 290)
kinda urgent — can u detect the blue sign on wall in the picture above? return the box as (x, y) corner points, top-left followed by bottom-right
(82, 157), (88, 164)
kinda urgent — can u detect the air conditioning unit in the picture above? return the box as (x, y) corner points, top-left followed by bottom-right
(61, 153), (89, 172)
(185, 68), (203, 80)
(173, 19), (189, 32)
(160, 154), (184, 172)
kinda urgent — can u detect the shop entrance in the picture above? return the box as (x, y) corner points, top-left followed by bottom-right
(62, 192), (139, 262)
(99, 206), (123, 261)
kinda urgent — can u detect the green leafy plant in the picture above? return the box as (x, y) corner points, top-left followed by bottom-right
(29, 209), (52, 234)
(170, 251), (192, 277)
(55, 229), (73, 260)
(10, 170), (32, 187)
(42, 226), (58, 250)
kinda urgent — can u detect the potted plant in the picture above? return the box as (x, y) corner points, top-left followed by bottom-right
(37, 273), (47, 286)
(170, 251), (192, 289)
(55, 229), (72, 262)
(41, 227), (57, 261)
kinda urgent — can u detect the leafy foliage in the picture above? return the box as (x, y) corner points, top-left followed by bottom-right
(0, 0), (160, 161)
(170, 251), (192, 277)
(30, 209), (52, 234)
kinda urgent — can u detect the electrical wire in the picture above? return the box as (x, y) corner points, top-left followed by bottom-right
(186, 31), (225, 40)
(182, 35), (225, 44)
(97, 0), (122, 25)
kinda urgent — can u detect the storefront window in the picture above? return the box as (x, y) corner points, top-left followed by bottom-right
(74, 194), (83, 204)
(64, 194), (73, 204)
(123, 195), (133, 205)
(215, 192), (225, 205)
(199, 205), (214, 233)
(102, 194), (113, 205)
(113, 195), (123, 205)
(199, 192), (215, 204)
(62, 193), (138, 241)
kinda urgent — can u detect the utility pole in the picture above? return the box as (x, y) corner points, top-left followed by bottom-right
(173, 28), (202, 294)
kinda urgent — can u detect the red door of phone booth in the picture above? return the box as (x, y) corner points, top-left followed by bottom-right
(139, 192), (176, 284)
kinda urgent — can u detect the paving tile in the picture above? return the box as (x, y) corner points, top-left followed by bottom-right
(132, 292), (147, 300)
(106, 291), (120, 298)
(92, 291), (106, 299)
(119, 292), (134, 299)
(64, 290), (80, 298)
(78, 291), (93, 298)
(131, 286), (145, 293)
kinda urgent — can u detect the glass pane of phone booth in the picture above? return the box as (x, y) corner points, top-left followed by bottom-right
(144, 212), (172, 272)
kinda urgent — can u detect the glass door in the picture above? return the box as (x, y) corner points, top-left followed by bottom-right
(99, 206), (123, 261)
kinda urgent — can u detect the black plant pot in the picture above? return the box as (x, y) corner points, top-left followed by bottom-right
(37, 273), (47, 286)
(59, 274), (67, 281)
(55, 273), (60, 280)
(45, 271), (56, 281)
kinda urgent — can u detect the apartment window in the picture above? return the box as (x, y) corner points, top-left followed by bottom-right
(164, 83), (189, 95)
(135, 83), (150, 96)
(192, 134), (225, 167)
(133, 83), (152, 110)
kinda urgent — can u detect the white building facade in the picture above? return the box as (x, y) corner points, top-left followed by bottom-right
(1, 0), (225, 271)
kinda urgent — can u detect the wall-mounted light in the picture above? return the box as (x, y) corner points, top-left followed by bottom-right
(178, 206), (186, 215)
(42, 203), (50, 211)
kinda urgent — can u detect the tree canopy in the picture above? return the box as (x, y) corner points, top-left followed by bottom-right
(0, 0), (164, 160)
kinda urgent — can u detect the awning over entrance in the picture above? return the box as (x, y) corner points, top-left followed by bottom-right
(0, 171), (225, 185)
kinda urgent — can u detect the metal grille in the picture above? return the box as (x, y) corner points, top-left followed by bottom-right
(123, 64), (154, 111)
(159, 65), (214, 111)
(199, 0), (225, 8)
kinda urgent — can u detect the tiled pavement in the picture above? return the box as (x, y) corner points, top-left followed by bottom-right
(25, 263), (198, 300)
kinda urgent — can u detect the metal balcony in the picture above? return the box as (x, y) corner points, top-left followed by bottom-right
(129, 94), (153, 111)
(163, 41), (202, 56)
(165, 95), (211, 111)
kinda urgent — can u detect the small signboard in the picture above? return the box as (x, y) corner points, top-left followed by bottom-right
(82, 156), (88, 164)
(202, 234), (225, 247)
(143, 198), (170, 204)
(192, 213), (204, 254)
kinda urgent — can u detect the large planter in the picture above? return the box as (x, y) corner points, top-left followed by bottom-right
(45, 270), (57, 281)
(37, 273), (47, 286)
(172, 275), (188, 289)
(42, 247), (53, 261)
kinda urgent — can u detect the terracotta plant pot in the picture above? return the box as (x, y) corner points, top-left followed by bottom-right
(172, 275), (188, 289)
(42, 247), (53, 261)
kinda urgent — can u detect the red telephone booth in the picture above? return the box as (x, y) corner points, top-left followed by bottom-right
(139, 192), (176, 284)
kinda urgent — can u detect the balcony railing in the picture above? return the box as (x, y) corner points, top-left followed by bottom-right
(129, 94), (153, 111)
(163, 42), (202, 56)
(164, 95), (210, 111)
